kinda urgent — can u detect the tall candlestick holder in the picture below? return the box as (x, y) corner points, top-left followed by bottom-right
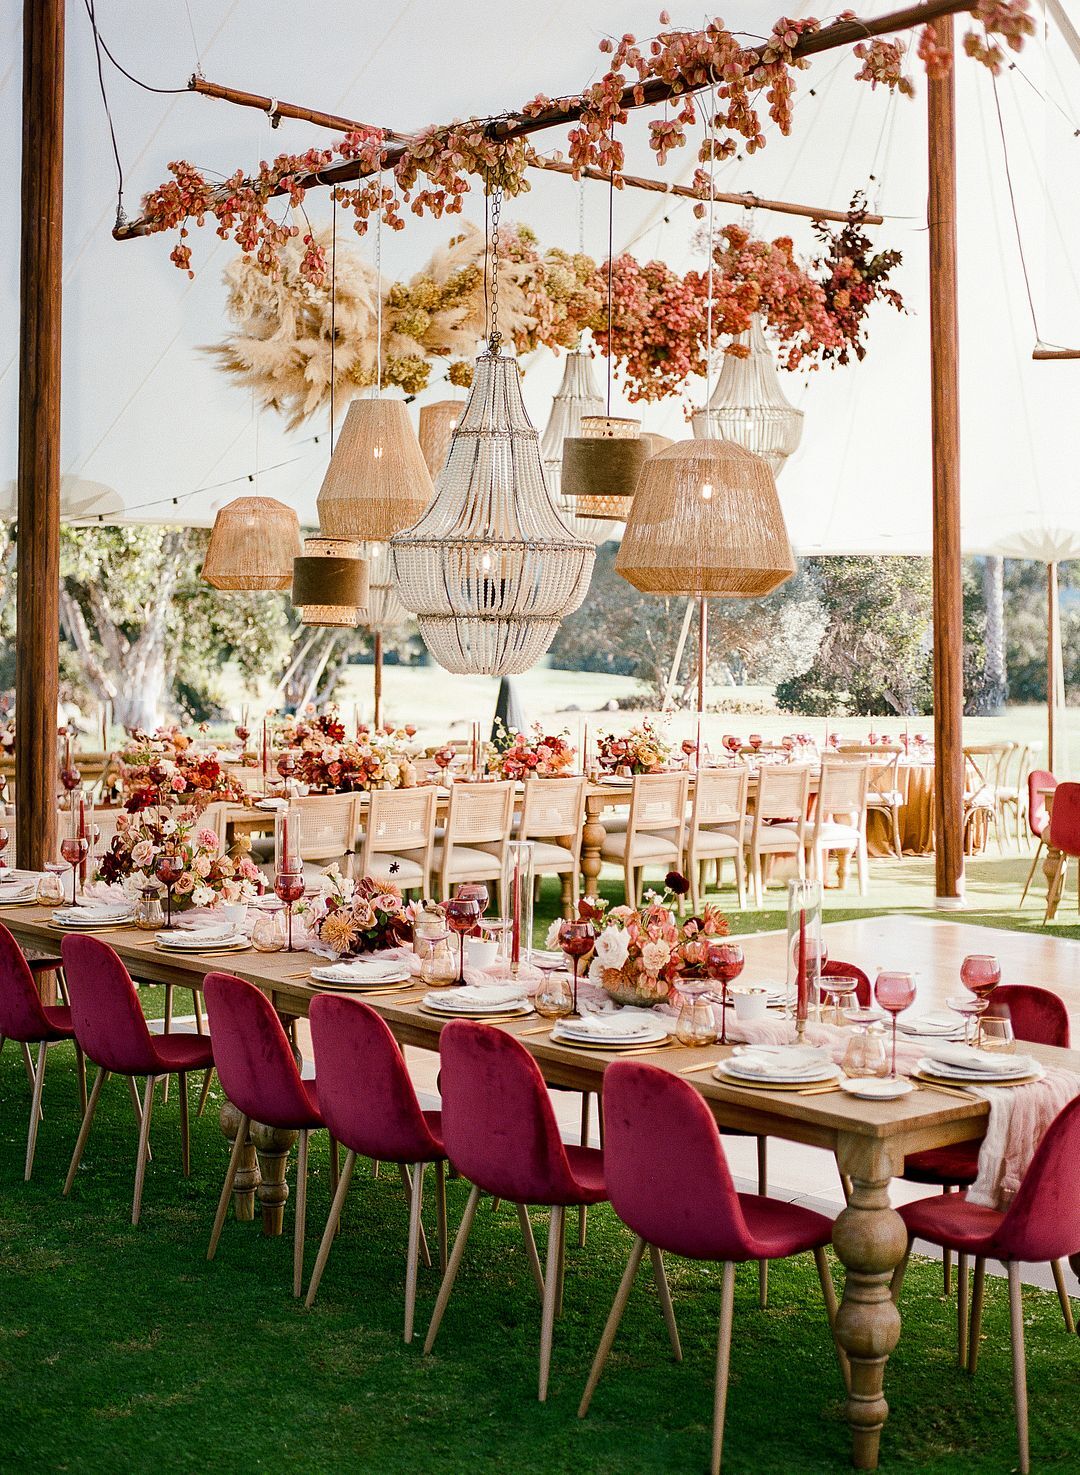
(503, 840), (535, 978)
(786, 878), (821, 1042)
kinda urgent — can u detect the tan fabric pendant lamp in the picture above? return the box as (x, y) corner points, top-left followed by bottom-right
(316, 399), (433, 542)
(561, 415), (648, 521)
(202, 496), (303, 591)
(616, 439), (795, 597)
(418, 400), (464, 479)
(292, 537), (369, 628)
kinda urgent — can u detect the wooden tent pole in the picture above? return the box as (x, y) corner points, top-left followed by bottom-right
(17, 0), (64, 872)
(697, 596), (709, 715)
(1047, 561), (1059, 773)
(928, 14), (965, 907)
(373, 631), (383, 731)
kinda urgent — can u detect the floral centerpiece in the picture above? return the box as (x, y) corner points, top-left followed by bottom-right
(595, 720), (671, 776)
(306, 866), (414, 956)
(550, 876), (729, 1007)
(295, 730), (418, 793)
(95, 806), (261, 908)
(487, 720), (575, 781)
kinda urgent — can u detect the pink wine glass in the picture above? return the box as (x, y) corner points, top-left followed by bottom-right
(706, 940), (744, 1046)
(875, 970), (917, 1079)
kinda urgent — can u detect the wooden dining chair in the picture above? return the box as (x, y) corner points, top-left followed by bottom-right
(682, 766), (748, 912)
(432, 780), (515, 906)
(745, 765), (811, 909)
(599, 772), (688, 909)
(996, 742), (1030, 850)
(1019, 770), (1056, 908)
(358, 786), (437, 896)
(257, 793), (360, 884)
(833, 747), (905, 859)
(806, 760), (869, 894)
(518, 776), (586, 919)
(963, 745), (1009, 853)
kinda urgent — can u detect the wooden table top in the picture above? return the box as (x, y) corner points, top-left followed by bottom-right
(11, 906), (1077, 1159)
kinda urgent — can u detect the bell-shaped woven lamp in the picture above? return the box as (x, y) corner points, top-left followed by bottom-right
(202, 497), (303, 591)
(292, 537), (369, 628)
(616, 439), (795, 597)
(316, 399), (433, 541)
(418, 400), (464, 479)
(561, 414), (647, 523)
(540, 346), (618, 545)
(691, 315), (804, 476)
(391, 344), (596, 675)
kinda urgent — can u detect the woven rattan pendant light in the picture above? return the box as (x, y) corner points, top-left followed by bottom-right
(541, 345), (619, 544)
(292, 537), (369, 627)
(691, 314), (804, 474)
(418, 400), (464, 478)
(202, 496), (302, 590)
(615, 439), (794, 596)
(390, 185), (594, 675)
(316, 398), (433, 540)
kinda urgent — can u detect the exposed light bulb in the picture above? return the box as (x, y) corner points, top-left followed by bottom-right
(478, 550), (494, 574)
(372, 444), (384, 460)
(700, 481), (714, 502)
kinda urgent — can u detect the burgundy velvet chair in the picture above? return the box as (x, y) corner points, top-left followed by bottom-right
(894, 1093), (1080, 1475)
(580, 1061), (845, 1475)
(423, 1019), (607, 1400)
(821, 958), (871, 1008)
(902, 983), (1074, 1323)
(204, 972), (331, 1297)
(0, 922), (85, 1180)
(1019, 769), (1056, 907)
(305, 994), (447, 1341)
(61, 934), (214, 1225)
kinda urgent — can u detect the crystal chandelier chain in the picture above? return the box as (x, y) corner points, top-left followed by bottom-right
(488, 183), (503, 351)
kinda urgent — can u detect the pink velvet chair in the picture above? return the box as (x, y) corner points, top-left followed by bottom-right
(305, 994), (447, 1341)
(423, 1020), (607, 1400)
(1019, 769), (1056, 906)
(0, 922), (85, 1180)
(204, 972), (331, 1297)
(821, 958), (871, 1008)
(579, 1061), (844, 1475)
(894, 1093), (1080, 1475)
(61, 934), (214, 1224)
(903, 983), (1074, 1323)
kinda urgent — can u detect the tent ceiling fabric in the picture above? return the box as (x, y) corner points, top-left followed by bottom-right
(2, 1), (1079, 558)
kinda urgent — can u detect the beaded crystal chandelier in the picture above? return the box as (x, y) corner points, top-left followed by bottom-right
(391, 185), (594, 675)
(691, 313), (804, 475)
(361, 541), (409, 632)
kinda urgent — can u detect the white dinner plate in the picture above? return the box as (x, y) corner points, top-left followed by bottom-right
(553, 1019), (666, 1045)
(839, 1077), (914, 1100)
(310, 964), (411, 986)
(716, 1059), (839, 1086)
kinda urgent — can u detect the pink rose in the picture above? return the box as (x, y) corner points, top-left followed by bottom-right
(193, 855), (212, 878)
(131, 840), (155, 867)
(170, 774), (187, 792)
(174, 872), (195, 895)
(196, 828), (219, 851)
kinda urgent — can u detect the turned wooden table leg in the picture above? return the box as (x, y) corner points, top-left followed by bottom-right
(832, 1138), (907, 1471)
(250, 1121), (298, 1237)
(581, 797), (607, 900)
(219, 1099), (260, 1223)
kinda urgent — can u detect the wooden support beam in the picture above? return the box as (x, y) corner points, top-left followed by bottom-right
(114, 0), (976, 240)
(373, 630), (383, 731)
(928, 13), (965, 907)
(1032, 346), (1080, 360)
(17, 0), (64, 872)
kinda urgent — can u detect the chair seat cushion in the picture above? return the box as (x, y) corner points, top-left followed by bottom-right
(560, 1144), (608, 1205)
(903, 1143), (980, 1186)
(40, 1003), (76, 1041)
(688, 829), (740, 858)
(812, 821), (861, 848)
(736, 1193), (834, 1261)
(600, 830), (680, 862)
(367, 853), (425, 887)
(529, 841), (575, 869)
(432, 844), (503, 881)
(898, 1190), (1004, 1252)
(601, 815), (628, 835)
(152, 1033), (216, 1074)
(753, 825), (802, 852)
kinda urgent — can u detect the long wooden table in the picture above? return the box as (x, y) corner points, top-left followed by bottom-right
(9, 906), (1078, 1469)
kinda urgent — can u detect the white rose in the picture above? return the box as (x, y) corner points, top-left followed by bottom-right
(641, 939), (671, 974)
(594, 926), (630, 970)
(544, 918), (564, 950)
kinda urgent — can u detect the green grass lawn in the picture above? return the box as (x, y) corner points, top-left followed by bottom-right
(2, 851), (1078, 1474)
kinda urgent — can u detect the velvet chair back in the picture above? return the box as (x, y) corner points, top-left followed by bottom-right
(1049, 781), (1080, 857)
(985, 984), (1070, 1049)
(1027, 770), (1056, 840)
(0, 922), (52, 1041)
(61, 934), (156, 1075)
(309, 994), (441, 1163)
(203, 972), (316, 1128)
(992, 1095), (1080, 1263)
(603, 1060), (758, 1261)
(822, 959), (871, 1008)
(438, 1020), (586, 1205)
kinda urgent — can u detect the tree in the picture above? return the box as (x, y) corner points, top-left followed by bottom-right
(1003, 560), (1079, 705)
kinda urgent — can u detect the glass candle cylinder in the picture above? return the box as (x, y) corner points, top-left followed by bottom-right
(503, 840), (535, 972)
(786, 878), (822, 1032)
(275, 800), (302, 874)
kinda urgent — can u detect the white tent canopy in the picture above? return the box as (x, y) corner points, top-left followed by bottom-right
(2, 0), (1079, 557)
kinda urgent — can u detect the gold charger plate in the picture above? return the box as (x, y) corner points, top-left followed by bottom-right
(48, 918), (134, 933)
(713, 1065), (841, 1092)
(549, 1032), (674, 1053)
(306, 977), (415, 995)
(912, 1067), (1043, 1090)
(417, 1002), (533, 1023)
(153, 940), (252, 955)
